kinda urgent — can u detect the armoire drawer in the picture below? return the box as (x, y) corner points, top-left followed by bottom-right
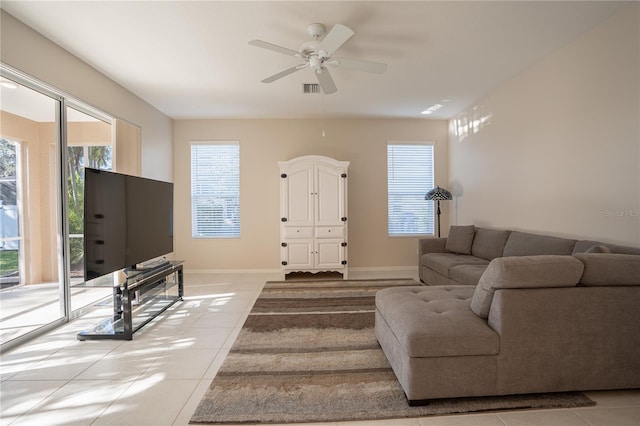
(283, 227), (313, 238)
(315, 226), (345, 238)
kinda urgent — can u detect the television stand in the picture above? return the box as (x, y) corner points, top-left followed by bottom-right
(125, 259), (172, 276)
(77, 261), (184, 340)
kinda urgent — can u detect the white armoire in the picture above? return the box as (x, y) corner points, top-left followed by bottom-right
(278, 155), (349, 279)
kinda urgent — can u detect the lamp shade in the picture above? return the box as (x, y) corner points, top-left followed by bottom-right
(425, 186), (452, 201)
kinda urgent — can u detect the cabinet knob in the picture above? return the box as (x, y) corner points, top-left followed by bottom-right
(341, 173), (347, 178)
(281, 218), (287, 222)
(281, 173), (287, 178)
(341, 242), (347, 247)
(341, 260), (348, 265)
(341, 217), (347, 222)
(281, 242), (287, 247)
(281, 261), (288, 266)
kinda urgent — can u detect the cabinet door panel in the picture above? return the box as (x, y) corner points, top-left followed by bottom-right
(315, 164), (345, 226)
(283, 167), (313, 226)
(285, 239), (314, 269)
(315, 238), (345, 269)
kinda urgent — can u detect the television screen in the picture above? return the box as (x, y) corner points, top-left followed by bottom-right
(84, 168), (174, 280)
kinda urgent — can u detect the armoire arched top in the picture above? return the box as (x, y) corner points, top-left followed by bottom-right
(278, 155), (350, 169)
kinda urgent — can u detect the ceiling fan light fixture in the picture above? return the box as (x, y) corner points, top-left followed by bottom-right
(309, 56), (322, 69)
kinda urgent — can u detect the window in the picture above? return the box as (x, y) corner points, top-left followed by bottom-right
(191, 142), (240, 238)
(0, 138), (21, 286)
(387, 143), (435, 236)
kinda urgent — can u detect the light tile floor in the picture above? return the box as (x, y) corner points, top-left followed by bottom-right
(1, 271), (639, 426)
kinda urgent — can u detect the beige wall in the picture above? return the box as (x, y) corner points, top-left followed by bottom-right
(1, 10), (173, 182)
(174, 118), (449, 271)
(449, 4), (640, 247)
(114, 119), (142, 176)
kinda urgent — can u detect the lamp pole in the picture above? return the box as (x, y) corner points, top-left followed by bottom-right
(435, 199), (442, 238)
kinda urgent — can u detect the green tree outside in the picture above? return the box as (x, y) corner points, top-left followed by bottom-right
(67, 145), (112, 270)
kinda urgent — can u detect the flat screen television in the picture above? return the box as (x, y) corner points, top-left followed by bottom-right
(83, 168), (174, 280)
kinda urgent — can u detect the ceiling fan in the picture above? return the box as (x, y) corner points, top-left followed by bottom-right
(249, 23), (387, 94)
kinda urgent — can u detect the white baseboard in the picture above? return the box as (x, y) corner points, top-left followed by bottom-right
(348, 266), (417, 273)
(184, 268), (281, 274)
(184, 266), (418, 276)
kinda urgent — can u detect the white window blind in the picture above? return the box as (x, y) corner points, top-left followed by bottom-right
(387, 143), (435, 236)
(191, 142), (240, 238)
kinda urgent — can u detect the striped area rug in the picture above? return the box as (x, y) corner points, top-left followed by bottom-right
(190, 278), (594, 424)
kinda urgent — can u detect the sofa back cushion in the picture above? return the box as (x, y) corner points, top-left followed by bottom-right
(445, 225), (475, 255)
(502, 231), (576, 257)
(470, 255), (584, 318)
(574, 253), (640, 286)
(584, 244), (612, 253)
(573, 240), (640, 255)
(471, 228), (512, 260)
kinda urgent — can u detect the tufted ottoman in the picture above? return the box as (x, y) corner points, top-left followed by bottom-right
(375, 285), (499, 404)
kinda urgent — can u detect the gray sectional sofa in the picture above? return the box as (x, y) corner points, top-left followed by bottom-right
(419, 226), (640, 286)
(376, 226), (640, 403)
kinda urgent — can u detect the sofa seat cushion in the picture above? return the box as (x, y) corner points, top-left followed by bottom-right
(375, 286), (499, 358)
(471, 255), (584, 318)
(422, 268), (451, 287)
(449, 264), (489, 286)
(574, 253), (640, 286)
(424, 253), (490, 277)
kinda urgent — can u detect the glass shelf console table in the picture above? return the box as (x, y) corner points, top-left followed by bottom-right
(77, 261), (184, 340)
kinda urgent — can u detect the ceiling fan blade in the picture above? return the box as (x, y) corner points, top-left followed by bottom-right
(318, 24), (354, 56)
(261, 65), (306, 83)
(331, 57), (387, 74)
(249, 40), (300, 57)
(315, 67), (337, 94)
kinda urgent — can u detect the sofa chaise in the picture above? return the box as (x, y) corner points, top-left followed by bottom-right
(376, 227), (640, 403)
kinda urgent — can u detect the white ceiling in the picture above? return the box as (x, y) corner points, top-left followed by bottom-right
(0, 1), (629, 121)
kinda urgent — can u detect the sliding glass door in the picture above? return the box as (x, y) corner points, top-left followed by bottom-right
(66, 106), (113, 312)
(0, 75), (66, 347)
(0, 67), (115, 351)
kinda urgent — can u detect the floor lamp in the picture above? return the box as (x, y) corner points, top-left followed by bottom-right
(425, 186), (452, 238)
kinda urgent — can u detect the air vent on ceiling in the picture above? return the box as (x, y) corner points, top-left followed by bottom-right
(303, 83), (320, 94)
